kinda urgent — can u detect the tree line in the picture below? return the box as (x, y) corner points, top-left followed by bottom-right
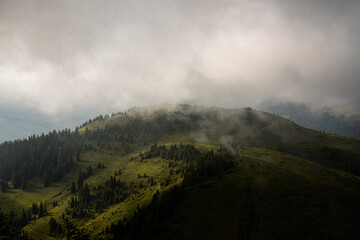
(0, 129), (81, 191)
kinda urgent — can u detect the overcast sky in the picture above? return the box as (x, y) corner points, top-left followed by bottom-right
(1, 0), (360, 121)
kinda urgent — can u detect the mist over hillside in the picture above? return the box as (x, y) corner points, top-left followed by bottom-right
(1, 0), (360, 144)
(2, 101), (360, 144)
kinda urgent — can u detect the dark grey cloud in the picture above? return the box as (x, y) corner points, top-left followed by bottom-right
(0, 0), (359, 121)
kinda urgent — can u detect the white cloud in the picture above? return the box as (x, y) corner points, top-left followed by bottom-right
(0, 0), (359, 120)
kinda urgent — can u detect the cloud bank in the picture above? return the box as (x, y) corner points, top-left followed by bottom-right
(1, 0), (360, 120)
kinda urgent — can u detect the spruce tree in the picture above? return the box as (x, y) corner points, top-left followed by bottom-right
(21, 209), (28, 227)
(32, 202), (38, 215)
(71, 182), (77, 193)
(21, 177), (26, 191)
(1, 179), (7, 192)
(49, 217), (58, 233)
(39, 202), (44, 218)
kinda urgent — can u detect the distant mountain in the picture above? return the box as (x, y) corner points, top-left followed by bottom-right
(0, 112), (53, 142)
(0, 108), (89, 143)
(261, 102), (360, 139)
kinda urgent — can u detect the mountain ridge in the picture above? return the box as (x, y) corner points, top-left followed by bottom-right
(0, 104), (359, 239)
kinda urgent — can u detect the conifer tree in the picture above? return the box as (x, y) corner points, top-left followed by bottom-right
(32, 202), (38, 215)
(21, 209), (28, 227)
(39, 202), (44, 218)
(63, 217), (89, 240)
(49, 217), (58, 233)
(71, 181), (77, 193)
(1, 179), (7, 192)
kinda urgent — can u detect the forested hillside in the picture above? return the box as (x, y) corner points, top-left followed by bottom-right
(0, 104), (359, 239)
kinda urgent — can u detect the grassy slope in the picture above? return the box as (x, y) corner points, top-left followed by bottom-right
(157, 148), (360, 240)
(227, 111), (360, 173)
(17, 139), (217, 239)
(19, 147), (170, 239)
(20, 149), (132, 239)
